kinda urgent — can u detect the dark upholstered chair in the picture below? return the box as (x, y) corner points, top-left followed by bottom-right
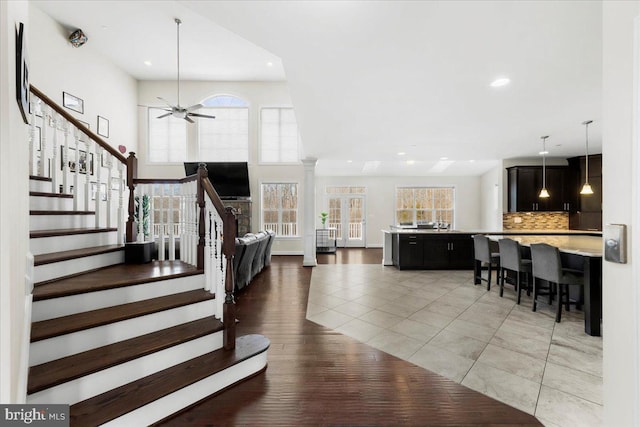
(235, 235), (259, 291)
(530, 243), (584, 322)
(251, 232), (269, 278)
(473, 235), (500, 290)
(233, 238), (246, 283)
(498, 238), (532, 304)
(263, 230), (276, 267)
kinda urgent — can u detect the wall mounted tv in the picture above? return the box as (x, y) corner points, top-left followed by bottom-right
(184, 162), (251, 200)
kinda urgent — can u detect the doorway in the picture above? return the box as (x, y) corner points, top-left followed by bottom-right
(327, 194), (366, 248)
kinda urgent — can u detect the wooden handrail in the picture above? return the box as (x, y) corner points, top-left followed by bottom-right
(30, 85), (127, 164)
(201, 179), (228, 219)
(134, 175), (198, 185)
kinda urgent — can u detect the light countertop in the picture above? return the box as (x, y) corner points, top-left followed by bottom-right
(382, 228), (602, 236)
(487, 234), (603, 257)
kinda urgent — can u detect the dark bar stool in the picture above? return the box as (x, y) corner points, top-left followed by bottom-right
(498, 238), (532, 305)
(530, 243), (585, 322)
(473, 235), (500, 290)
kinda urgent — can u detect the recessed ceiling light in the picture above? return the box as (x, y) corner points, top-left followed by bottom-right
(266, 61), (274, 67)
(440, 157), (448, 160)
(539, 150), (549, 155)
(143, 60), (152, 66)
(397, 152), (406, 156)
(101, 25), (108, 30)
(406, 160), (415, 165)
(469, 160), (475, 163)
(490, 77), (511, 87)
(347, 160), (353, 163)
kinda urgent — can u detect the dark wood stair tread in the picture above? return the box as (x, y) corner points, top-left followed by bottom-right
(70, 334), (270, 426)
(29, 191), (73, 199)
(31, 227), (118, 239)
(31, 289), (216, 342)
(33, 261), (201, 300)
(34, 244), (124, 266)
(30, 210), (94, 215)
(28, 317), (224, 395)
(30, 175), (52, 182)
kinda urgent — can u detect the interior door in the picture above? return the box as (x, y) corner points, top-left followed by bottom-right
(327, 195), (366, 247)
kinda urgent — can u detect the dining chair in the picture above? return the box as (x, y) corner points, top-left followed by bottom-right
(498, 238), (532, 305)
(473, 235), (500, 291)
(530, 243), (584, 322)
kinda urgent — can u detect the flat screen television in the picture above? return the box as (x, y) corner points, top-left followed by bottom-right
(184, 162), (251, 200)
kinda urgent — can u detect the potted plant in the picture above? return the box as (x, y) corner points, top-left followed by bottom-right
(319, 212), (329, 228)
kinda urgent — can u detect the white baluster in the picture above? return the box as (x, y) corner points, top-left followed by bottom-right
(39, 105), (49, 178)
(106, 153), (113, 228)
(95, 147), (102, 228)
(83, 139), (92, 212)
(137, 185), (145, 243)
(158, 184), (166, 261)
(179, 183), (186, 263)
(29, 99), (36, 176)
(51, 112), (59, 193)
(117, 162), (124, 244)
(149, 184), (156, 246)
(62, 121), (70, 194)
(168, 183), (176, 261)
(204, 202), (212, 293)
(73, 128), (80, 210)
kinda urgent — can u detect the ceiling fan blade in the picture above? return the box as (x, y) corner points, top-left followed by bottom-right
(188, 112), (216, 119)
(157, 112), (172, 119)
(186, 103), (204, 112)
(184, 116), (195, 124)
(157, 97), (174, 108)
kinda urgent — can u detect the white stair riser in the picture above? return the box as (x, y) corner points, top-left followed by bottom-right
(29, 196), (73, 211)
(29, 299), (217, 365)
(30, 214), (94, 231)
(32, 275), (206, 322)
(34, 251), (124, 283)
(30, 231), (118, 256)
(30, 180), (53, 193)
(27, 331), (223, 405)
(103, 351), (268, 427)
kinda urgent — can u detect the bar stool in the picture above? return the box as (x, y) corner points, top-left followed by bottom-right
(530, 243), (584, 323)
(498, 238), (532, 305)
(473, 235), (500, 290)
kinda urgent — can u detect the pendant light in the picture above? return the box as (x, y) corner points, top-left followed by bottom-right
(539, 135), (550, 198)
(580, 120), (594, 195)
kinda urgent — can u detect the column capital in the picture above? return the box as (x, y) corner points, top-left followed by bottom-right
(301, 157), (318, 168)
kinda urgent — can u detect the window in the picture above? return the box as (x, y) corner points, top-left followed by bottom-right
(147, 108), (187, 163)
(396, 187), (455, 227)
(261, 183), (298, 237)
(198, 95), (249, 161)
(260, 107), (300, 163)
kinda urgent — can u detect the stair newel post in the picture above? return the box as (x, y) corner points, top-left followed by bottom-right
(62, 121), (70, 194)
(223, 206), (237, 350)
(126, 152), (138, 242)
(197, 164), (207, 270)
(72, 127), (80, 210)
(51, 112), (59, 193)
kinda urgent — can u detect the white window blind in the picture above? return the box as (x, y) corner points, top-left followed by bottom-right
(197, 108), (249, 161)
(396, 187), (455, 227)
(260, 108), (300, 163)
(147, 108), (187, 163)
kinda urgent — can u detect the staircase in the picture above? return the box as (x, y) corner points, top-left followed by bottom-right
(26, 174), (269, 423)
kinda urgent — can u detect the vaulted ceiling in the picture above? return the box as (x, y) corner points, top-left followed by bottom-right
(33, 0), (602, 176)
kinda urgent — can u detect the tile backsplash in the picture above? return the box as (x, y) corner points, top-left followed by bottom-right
(502, 212), (569, 230)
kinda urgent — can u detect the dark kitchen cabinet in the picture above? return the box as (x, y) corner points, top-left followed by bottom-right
(393, 233), (474, 270)
(568, 154), (602, 230)
(507, 166), (575, 212)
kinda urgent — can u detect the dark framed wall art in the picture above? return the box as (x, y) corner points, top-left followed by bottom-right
(63, 92), (84, 114)
(15, 22), (30, 124)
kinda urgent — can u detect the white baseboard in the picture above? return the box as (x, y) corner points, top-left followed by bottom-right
(366, 244), (383, 248)
(271, 251), (304, 256)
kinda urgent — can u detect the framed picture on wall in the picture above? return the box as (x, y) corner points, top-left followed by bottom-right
(15, 22), (30, 124)
(60, 146), (94, 175)
(97, 116), (109, 138)
(63, 92), (84, 114)
(91, 182), (108, 201)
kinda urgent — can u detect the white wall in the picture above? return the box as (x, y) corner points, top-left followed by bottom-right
(0, 0), (30, 403)
(479, 166), (502, 231)
(315, 175), (482, 247)
(29, 4), (138, 155)
(602, 2), (640, 425)
(137, 80), (305, 254)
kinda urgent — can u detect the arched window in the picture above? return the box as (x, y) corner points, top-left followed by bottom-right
(198, 95), (249, 162)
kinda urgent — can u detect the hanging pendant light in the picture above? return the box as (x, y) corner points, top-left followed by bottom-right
(580, 120), (594, 195)
(539, 135), (550, 198)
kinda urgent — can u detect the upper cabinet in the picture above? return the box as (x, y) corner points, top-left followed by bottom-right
(507, 166), (577, 212)
(567, 154), (602, 230)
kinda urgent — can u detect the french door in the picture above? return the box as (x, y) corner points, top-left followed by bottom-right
(327, 195), (366, 247)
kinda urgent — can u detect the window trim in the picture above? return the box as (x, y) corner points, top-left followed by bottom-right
(258, 105), (301, 165)
(260, 180), (300, 239)
(394, 185), (456, 228)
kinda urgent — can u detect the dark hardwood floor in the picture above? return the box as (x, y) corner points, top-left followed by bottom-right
(161, 251), (541, 426)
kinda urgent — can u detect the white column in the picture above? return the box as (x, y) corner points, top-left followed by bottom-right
(302, 157), (318, 267)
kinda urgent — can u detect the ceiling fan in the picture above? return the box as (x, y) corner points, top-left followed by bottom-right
(157, 18), (215, 123)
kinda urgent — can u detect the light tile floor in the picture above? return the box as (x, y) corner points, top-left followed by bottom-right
(306, 264), (603, 427)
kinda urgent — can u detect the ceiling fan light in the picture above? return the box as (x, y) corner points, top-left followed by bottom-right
(580, 183), (594, 195)
(539, 188), (550, 198)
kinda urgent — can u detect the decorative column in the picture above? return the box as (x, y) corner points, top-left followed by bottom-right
(302, 157), (318, 267)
